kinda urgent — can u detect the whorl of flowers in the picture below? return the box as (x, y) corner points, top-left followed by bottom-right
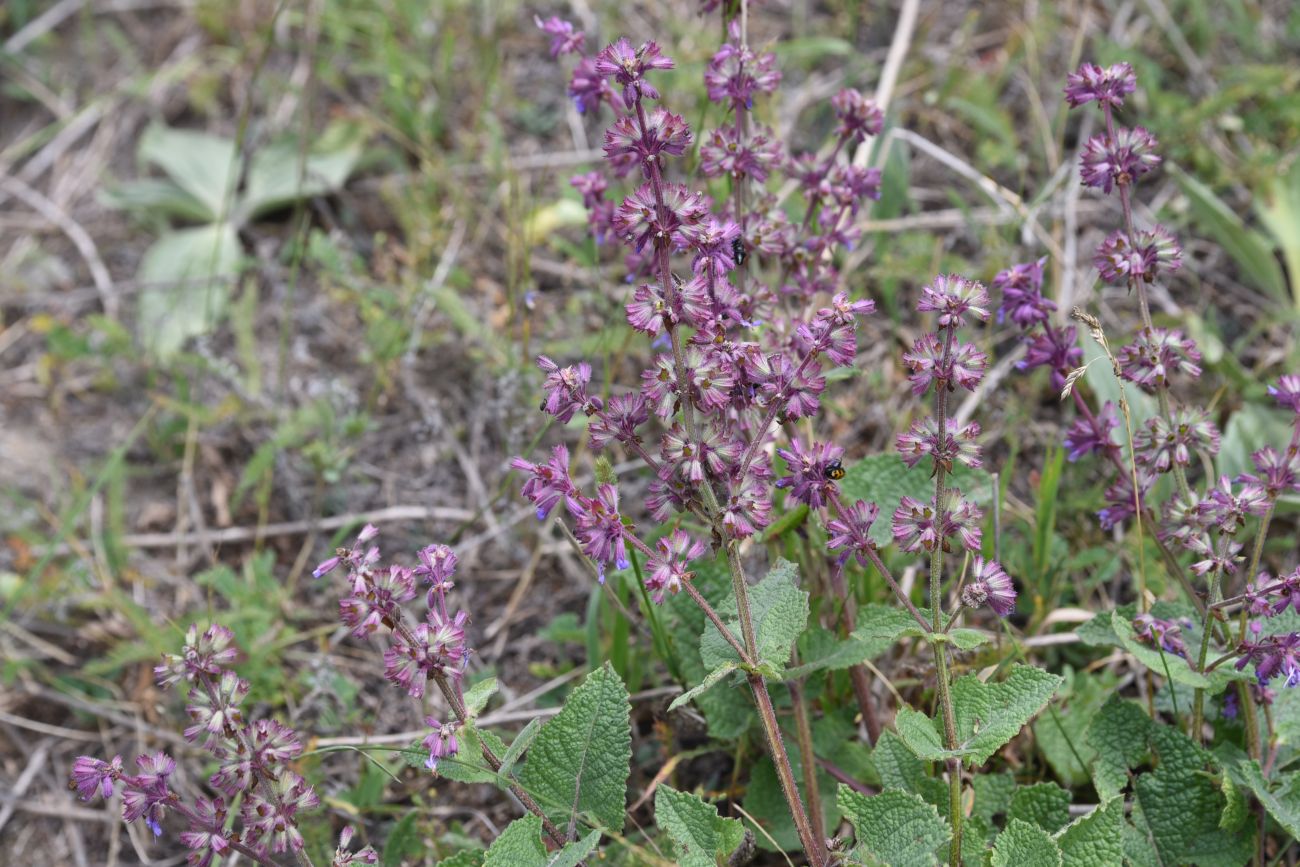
(71, 625), (340, 864)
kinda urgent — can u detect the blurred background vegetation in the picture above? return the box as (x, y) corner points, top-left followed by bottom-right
(1, 0), (1298, 863)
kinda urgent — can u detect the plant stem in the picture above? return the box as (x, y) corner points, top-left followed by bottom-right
(1190, 554), (1227, 742)
(725, 542), (827, 867)
(434, 673), (568, 846)
(789, 676), (827, 846)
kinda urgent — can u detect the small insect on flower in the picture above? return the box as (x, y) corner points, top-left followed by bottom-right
(824, 459), (845, 480)
(731, 236), (747, 266)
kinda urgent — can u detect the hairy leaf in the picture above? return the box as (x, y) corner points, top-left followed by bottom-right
(654, 785), (744, 867)
(483, 816), (546, 866)
(1008, 782), (1071, 833)
(518, 663), (631, 832)
(990, 819), (1063, 867)
(700, 560), (808, 672)
(1055, 801), (1123, 867)
(839, 785), (950, 867)
(1083, 695), (1152, 802)
(897, 665), (1063, 766)
(668, 662), (739, 713)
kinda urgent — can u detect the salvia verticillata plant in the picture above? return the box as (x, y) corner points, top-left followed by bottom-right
(72, 7), (1300, 867)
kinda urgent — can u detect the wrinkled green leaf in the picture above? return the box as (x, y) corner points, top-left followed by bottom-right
(483, 816), (545, 866)
(668, 662), (739, 713)
(897, 665), (1063, 766)
(518, 662), (631, 832)
(1227, 756), (1300, 840)
(1055, 801), (1123, 867)
(839, 785), (950, 867)
(700, 560), (807, 673)
(463, 677), (498, 718)
(1009, 782), (1071, 833)
(1084, 695), (1152, 802)
(655, 785), (744, 867)
(991, 819), (1063, 867)
(1033, 672), (1109, 788)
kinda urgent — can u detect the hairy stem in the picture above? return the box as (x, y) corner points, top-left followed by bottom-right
(1190, 554), (1227, 743)
(789, 677), (827, 846)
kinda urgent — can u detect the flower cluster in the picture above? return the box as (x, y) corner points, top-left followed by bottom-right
(317, 526), (471, 772)
(523, 16), (883, 605)
(71, 624), (351, 864)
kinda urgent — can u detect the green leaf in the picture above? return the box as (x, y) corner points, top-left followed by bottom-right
(138, 124), (236, 220)
(1110, 611), (1214, 689)
(1008, 782), (1071, 833)
(663, 556), (754, 739)
(499, 718), (541, 779)
(1134, 725), (1254, 866)
(463, 677), (498, 718)
(972, 772), (1017, 824)
(240, 119), (369, 222)
(699, 560), (808, 672)
(435, 851), (485, 867)
(1033, 672), (1109, 788)
(548, 831), (602, 867)
(136, 222), (241, 358)
(788, 606), (984, 681)
(483, 816), (546, 866)
(1083, 695), (1152, 802)
(668, 662), (739, 713)
(838, 785), (950, 867)
(897, 665), (1063, 766)
(99, 178), (215, 223)
(1256, 161), (1300, 308)
(1227, 757), (1300, 839)
(1220, 772), (1249, 832)
(990, 820), (1063, 867)
(1054, 801), (1123, 867)
(1173, 164), (1288, 301)
(655, 785), (744, 867)
(518, 662), (631, 832)
(382, 812), (421, 867)
(838, 454), (993, 547)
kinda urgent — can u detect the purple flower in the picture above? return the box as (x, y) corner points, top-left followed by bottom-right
(1133, 408), (1220, 473)
(422, 718), (460, 773)
(603, 108), (692, 177)
(720, 474), (772, 539)
(682, 216), (742, 274)
(594, 38), (674, 106)
(536, 355), (597, 423)
(827, 499), (880, 566)
(512, 445), (582, 520)
(614, 182), (710, 252)
(916, 274), (990, 326)
(1237, 632), (1300, 687)
(961, 558), (1016, 617)
(994, 258), (1054, 328)
(775, 439), (844, 508)
(241, 770), (318, 853)
(1186, 537), (1242, 578)
(1094, 226), (1182, 284)
(534, 15), (585, 58)
(699, 126), (783, 181)
(704, 24), (781, 108)
(70, 755), (122, 801)
(333, 827), (380, 866)
(1133, 613), (1188, 657)
(1268, 375), (1300, 414)
(1238, 446), (1300, 498)
(891, 491), (982, 553)
(1198, 475), (1269, 533)
(122, 752), (176, 837)
(574, 484), (630, 582)
(1116, 327), (1202, 390)
(902, 333), (988, 395)
(831, 89), (884, 140)
(569, 57), (616, 114)
(179, 797), (231, 867)
(644, 530), (707, 603)
(1097, 469), (1155, 530)
(1063, 402), (1120, 461)
(661, 423), (741, 482)
(183, 669), (249, 749)
(589, 392), (650, 450)
(1080, 126), (1161, 193)
(154, 623), (238, 687)
(1270, 570), (1300, 616)
(1064, 62), (1137, 108)
(414, 544), (457, 589)
(895, 417), (982, 471)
